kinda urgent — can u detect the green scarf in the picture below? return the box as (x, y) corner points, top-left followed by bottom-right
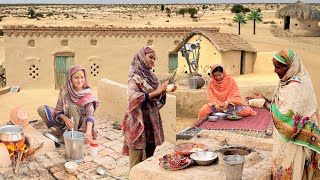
(272, 104), (320, 153)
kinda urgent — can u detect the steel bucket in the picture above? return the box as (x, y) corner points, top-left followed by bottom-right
(63, 131), (85, 163)
(223, 155), (245, 180)
(188, 77), (197, 90)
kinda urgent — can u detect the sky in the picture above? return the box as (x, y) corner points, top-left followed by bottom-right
(0, 0), (319, 4)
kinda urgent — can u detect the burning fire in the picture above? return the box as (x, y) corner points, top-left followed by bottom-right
(3, 139), (29, 161)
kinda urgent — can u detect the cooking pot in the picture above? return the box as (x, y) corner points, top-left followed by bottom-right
(0, 125), (25, 142)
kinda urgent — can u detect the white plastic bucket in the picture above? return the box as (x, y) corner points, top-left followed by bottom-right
(90, 142), (99, 156)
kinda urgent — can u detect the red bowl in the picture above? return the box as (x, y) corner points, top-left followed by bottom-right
(174, 142), (208, 156)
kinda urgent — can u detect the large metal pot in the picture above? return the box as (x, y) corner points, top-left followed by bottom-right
(0, 125), (25, 142)
(64, 130), (85, 163)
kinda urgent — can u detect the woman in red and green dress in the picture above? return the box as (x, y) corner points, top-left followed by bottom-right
(266, 49), (319, 179)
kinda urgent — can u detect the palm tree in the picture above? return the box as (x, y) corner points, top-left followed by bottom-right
(233, 13), (247, 35)
(247, 9), (263, 35)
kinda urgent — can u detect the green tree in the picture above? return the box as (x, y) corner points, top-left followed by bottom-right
(161, 4), (165, 12)
(202, 4), (208, 14)
(177, 8), (186, 17)
(187, 7), (198, 18)
(247, 9), (263, 34)
(231, 4), (244, 13)
(233, 13), (247, 35)
(165, 7), (171, 17)
(27, 7), (36, 19)
(244, 7), (251, 13)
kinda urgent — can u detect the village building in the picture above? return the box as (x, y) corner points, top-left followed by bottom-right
(276, 1), (320, 36)
(3, 26), (257, 89)
(171, 30), (256, 76)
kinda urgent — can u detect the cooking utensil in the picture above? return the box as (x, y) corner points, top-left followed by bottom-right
(96, 166), (127, 180)
(208, 115), (218, 122)
(64, 130), (85, 163)
(0, 125), (25, 142)
(212, 112), (229, 120)
(44, 132), (64, 144)
(64, 161), (78, 174)
(190, 151), (218, 166)
(71, 117), (74, 139)
(174, 142), (208, 156)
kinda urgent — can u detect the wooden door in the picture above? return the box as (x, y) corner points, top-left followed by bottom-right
(55, 56), (75, 89)
(168, 53), (178, 73)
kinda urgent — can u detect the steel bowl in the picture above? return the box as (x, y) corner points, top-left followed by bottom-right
(208, 115), (219, 122)
(190, 151), (218, 166)
(212, 112), (229, 120)
(0, 125), (25, 142)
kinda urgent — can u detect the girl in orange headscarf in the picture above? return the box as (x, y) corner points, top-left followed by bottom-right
(198, 64), (256, 120)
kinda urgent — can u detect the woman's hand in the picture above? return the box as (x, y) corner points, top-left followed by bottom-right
(218, 101), (229, 112)
(166, 84), (177, 92)
(253, 92), (266, 99)
(246, 92), (266, 101)
(63, 117), (74, 130)
(85, 132), (93, 144)
(156, 81), (169, 94)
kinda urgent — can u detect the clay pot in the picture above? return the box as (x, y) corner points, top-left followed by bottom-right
(188, 75), (205, 89)
(195, 75), (205, 89)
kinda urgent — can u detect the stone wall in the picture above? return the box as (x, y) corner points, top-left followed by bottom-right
(96, 78), (176, 144)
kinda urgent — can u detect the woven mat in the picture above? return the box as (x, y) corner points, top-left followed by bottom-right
(194, 108), (273, 132)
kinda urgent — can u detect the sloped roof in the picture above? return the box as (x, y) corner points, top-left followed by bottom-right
(276, 1), (320, 20)
(171, 30), (257, 53)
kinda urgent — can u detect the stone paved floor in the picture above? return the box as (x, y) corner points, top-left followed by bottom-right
(0, 119), (130, 180)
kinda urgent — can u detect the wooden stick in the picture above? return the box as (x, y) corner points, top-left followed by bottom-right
(25, 142), (44, 160)
(15, 151), (22, 174)
(12, 153), (16, 168)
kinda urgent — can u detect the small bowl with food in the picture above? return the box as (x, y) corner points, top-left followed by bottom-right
(190, 151), (218, 166)
(227, 114), (242, 121)
(174, 142), (208, 156)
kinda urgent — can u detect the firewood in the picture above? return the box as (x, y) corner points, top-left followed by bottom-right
(24, 142), (44, 160)
(14, 151), (22, 174)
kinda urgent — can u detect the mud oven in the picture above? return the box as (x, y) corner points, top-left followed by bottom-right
(0, 125), (42, 173)
(129, 130), (273, 180)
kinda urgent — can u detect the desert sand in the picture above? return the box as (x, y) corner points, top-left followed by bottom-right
(0, 4), (319, 130)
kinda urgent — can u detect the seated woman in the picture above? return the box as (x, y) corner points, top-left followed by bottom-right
(198, 64), (256, 120)
(37, 64), (99, 144)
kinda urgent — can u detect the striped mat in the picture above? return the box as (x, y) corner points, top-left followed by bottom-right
(194, 108), (273, 132)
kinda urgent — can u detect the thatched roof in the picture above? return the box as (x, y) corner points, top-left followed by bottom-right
(171, 30), (256, 53)
(276, 1), (320, 20)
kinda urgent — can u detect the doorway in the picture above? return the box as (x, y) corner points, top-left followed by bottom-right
(284, 16), (290, 30)
(240, 51), (245, 75)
